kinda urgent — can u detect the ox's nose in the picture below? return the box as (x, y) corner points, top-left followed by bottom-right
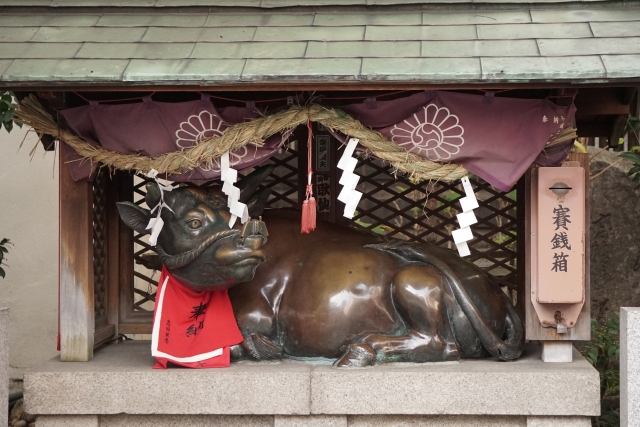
(240, 217), (269, 247)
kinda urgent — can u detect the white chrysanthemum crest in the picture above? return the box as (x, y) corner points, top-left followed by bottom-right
(390, 104), (465, 162)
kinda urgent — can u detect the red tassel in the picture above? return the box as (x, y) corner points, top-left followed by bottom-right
(301, 185), (316, 233)
(302, 121), (316, 234)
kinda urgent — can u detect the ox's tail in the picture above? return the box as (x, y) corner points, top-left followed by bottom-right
(365, 240), (524, 361)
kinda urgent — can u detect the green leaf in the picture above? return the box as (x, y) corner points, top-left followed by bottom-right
(1, 238), (9, 245)
(619, 152), (640, 163)
(608, 346), (617, 356)
(589, 348), (599, 361)
(3, 120), (12, 133)
(0, 266), (5, 279)
(0, 247), (7, 253)
(628, 165), (640, 176)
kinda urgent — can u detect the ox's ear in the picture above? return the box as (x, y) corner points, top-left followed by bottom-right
(117, 202), (151, 235)
(238, 164), (276, 204)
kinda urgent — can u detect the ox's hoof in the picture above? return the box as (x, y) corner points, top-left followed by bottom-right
(230, 344), (246, 361)
(334, 344), (376, 368)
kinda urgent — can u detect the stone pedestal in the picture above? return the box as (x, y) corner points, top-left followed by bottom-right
(1, 308), (8, 427)
(541, 342), (573, 363)
(35, 415), (593, 427)
(26, 341), (599, 427)
(622, 307), (640, 427)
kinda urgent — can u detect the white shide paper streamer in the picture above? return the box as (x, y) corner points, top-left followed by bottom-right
(221, 152), (249, 228)
(145, 169), (174, 247)
(337, 138), (363, 219)
(451, 176), (479, 257)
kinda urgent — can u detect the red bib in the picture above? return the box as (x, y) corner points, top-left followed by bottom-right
(151, 267), (243, 369)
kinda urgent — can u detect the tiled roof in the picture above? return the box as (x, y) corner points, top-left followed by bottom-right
(0, 2), (639, 86)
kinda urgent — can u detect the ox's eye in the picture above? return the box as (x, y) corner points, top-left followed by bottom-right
(187, 219), (202, 230)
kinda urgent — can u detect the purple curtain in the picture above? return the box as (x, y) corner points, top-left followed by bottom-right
(60, 94), (286, 182)
(59, 91), (576, 191)
(337, 91), (576, 191)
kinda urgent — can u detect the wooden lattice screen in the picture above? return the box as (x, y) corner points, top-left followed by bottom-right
(92, 168), (109, 331)
(351, 158), (518, 294)
(120, 135), (519, 323)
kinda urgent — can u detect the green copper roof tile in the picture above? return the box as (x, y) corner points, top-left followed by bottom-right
(191, 42), (307, 59)
(361, 57), (481, 80)
(242, 58), (362, 80)
(0, 27), (40, 42)
(538, 37), (640, 56)
(260, 0), (365, 6)
(478, 23), (593, 40)
(123, 58), (245, 81)
(422, 10), (531, 25)
(591, 21), (640, 37)
(254, 26), (365, 41)
(313, 12), (421, 26)
(96, 14), (207, 27)
(531, 8), (640, 23)
(481, 56), (606, 80)
(0, 3), (637, 85)
(601, 54), (640, 78)
(0, 14), (101, 27)
(365, 25), (477, 41)
(306, 41), (420, 57)
(50, 0), (156, 5)
(204, 14), (315, 27)
(0, 43), (83, 59)
(142, 27), (256, 42)
(76, 43), (195, 59)
(0, 0), (50, 5)
(422, 39), (539, 57)
(0, 60), (13, 78)
(2, 59), (128, 81)
(32, 27), (147, 42)
(156, 0), (261, 5)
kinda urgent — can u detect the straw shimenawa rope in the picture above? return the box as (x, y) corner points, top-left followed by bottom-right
(13, 95), (576, 183)
(14, 95), (467, 182)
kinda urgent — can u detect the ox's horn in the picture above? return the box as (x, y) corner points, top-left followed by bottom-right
(238, 164), (276, 204)
(145, 182), (161, 209)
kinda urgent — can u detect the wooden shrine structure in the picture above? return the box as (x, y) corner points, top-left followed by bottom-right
(1, 0), (640, 425)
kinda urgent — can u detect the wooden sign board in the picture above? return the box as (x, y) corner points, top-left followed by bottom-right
(526, 154), (590, 340)
(535, 166), (585, 304)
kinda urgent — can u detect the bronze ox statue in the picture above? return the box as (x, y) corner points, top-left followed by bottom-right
(117, 166), (524, 367)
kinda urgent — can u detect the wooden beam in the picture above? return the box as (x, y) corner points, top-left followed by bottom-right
(576, 121), (614, 138)
(59, 144), (94, 361)
(575, 88), (631, 116)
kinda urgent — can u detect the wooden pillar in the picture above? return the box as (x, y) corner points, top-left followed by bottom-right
(516, 175), (527, 323)
(59, 146), (94, 361)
